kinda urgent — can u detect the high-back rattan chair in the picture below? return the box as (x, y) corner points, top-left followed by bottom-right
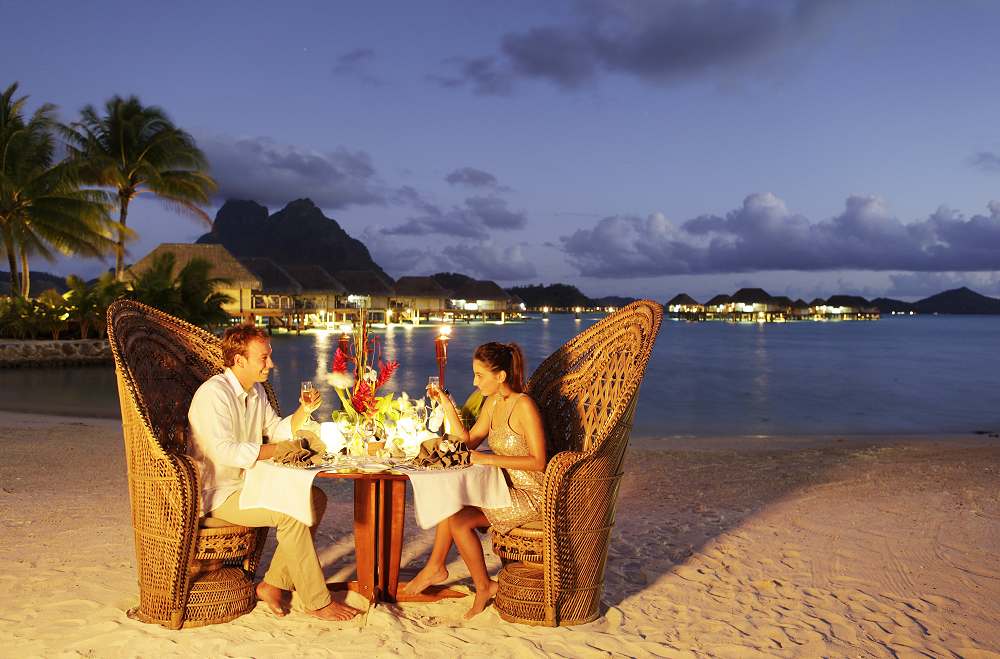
(491, 300), (663, 626)
(107, 299), (272, 629)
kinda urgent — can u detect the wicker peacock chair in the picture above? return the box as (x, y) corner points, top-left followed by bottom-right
(107, 299), (272, 629)
(491, 299), (663, 626)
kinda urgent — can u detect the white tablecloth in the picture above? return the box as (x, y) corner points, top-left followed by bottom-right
(404, 464), (512, 529)
(239, 460), (513, 530)
(240, 461), (323, 526)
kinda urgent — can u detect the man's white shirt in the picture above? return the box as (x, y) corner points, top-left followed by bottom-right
(188, 368), (292, 514)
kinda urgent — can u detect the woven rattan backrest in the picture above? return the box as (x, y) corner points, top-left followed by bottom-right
(108, 300), (225, 455)
(527, 300), (662, 455)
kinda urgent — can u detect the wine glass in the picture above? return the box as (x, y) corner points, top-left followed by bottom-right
(301, 381), (317, 421)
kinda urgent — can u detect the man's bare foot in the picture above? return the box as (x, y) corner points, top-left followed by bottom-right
(463, 579), (499, 619)
(307, 599), (362, 621)
(255, 581), (291, 616)
(402, 565), (449, 596)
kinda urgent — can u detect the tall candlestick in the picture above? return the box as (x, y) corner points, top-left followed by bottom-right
(434, 325), (452, 390)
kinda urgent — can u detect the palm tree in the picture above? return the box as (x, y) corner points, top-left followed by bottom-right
(63, 96), (217, 281)
(0, 82), (119, 297)
(64, 272), (127, 339)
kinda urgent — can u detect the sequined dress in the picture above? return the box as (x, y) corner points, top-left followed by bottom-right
(481, 394), (545, 534)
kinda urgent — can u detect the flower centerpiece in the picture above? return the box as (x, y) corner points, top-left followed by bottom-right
(327, 309), (440, 457)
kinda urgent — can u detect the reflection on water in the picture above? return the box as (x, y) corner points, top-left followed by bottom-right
(2, 315), (999, 438)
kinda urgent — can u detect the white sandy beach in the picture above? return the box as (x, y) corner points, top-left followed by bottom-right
(1, 411), (998, 658)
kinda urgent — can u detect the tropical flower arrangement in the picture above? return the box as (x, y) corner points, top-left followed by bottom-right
(327, 311), (438, 457)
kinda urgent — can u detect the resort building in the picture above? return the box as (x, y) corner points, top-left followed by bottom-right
(390, 276), (450, 324)
(333, 270), (396, 322)
(125, 243), (260, 320)
(815, 295), (880, 320)
(237, 257), (301, 326)
(280, 264), (347, 326)
(449, 280), (515, 320)
(729, 288), (781, 322)
(703, 294), (732, 320)
(666, 293), (704, 320)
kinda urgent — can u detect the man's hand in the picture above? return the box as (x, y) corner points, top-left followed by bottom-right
(299, 391), (323, 416)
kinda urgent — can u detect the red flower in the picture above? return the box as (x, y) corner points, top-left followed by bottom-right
(375, 359), (399, 391)
(332, 347), (349, 374)
(351, 380), (376, 416)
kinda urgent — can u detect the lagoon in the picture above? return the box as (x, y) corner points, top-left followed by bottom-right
(1, 314), (998, 438)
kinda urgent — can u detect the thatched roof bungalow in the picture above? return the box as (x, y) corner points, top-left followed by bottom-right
(280, 264), (347, 322)
(450, 279), (512, 312)
(237, 257), (300, 317)
(392, 276), (450, 318)
(334, 270), (395, 310)
(666, 293), (703, 314)
(126, 243), (259, 318)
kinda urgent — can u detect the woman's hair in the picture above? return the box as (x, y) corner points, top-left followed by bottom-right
(473, 342), (526, 393)
(221, 324), (269, 367)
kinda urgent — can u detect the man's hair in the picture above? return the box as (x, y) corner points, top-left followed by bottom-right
(221, 324), (269, 367)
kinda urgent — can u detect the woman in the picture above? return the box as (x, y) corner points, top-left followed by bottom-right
(403, 341), (547, 619)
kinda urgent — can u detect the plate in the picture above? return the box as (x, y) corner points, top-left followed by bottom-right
(357, 463), (390, 473)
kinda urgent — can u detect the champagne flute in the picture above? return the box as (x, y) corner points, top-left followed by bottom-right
(427, 375), (440, 401)
(301, 381), (318, 422)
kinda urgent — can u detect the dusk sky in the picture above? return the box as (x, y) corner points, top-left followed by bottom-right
(5, 0), (1000, 301)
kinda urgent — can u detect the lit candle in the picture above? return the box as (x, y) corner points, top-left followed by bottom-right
(435, 325), (452, 389)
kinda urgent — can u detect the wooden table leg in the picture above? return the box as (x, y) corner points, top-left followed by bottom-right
(353, 479), (377, 602)
(380, 479), (406, 602)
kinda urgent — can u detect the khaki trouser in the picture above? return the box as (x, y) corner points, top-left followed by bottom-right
(209, 486), (331, 610)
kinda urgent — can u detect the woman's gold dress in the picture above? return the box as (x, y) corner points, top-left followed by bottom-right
(481, 394), (545, 534)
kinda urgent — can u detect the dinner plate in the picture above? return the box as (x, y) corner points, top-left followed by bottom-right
(357, 463), (390, 473)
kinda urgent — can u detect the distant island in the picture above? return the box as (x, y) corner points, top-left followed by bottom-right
(665, 286), (1000, 321)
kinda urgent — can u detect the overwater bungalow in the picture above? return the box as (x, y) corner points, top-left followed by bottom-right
(333, 270), (395, 323)
(449, 280), (515, 321)
(391, 276), (450, 324)
(666, 293), (704, 320)
(729, 288), (780, 322)
(126, 243), (260, 320)
(237, 257), (301, 328)
(279, 264), (347, 327)
(703, 294), (732, 320)
(791, 298), (811, 320)
(817, 295), (880, 320)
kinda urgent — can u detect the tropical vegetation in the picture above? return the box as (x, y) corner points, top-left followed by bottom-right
(63, 95), (217, 281)
(0, 82), (119, 298)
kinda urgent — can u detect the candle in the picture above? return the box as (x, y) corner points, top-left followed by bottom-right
(434, 325), (452, 389)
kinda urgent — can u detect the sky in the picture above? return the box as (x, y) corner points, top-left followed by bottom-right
(4, 0), (1000, 301)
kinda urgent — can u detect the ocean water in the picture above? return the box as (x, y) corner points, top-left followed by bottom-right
(2, 314), (998, 438)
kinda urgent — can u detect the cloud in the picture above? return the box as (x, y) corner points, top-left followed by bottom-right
(437, 0), (842, 93)
(441, 241), (538, 281)
(445, 167), (500, 189)
(429, 56), (514, 95)
(332, 48), (381, 84)
(202, 135), (386, 209)
(382, 193), (526, 238)
(359, 227), (431, 275)
(560, 193), (1000, 277)
(970, 151), (1000, 172)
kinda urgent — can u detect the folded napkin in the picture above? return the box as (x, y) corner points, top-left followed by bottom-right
(413, 435), (471, 469)
(273, 435), (327, 468)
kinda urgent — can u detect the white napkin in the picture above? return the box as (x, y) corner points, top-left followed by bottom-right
(239, 460), (322, 526)
(404, 464), (513, 529)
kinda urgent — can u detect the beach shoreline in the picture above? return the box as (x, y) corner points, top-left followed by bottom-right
(2, 410), (997, 657)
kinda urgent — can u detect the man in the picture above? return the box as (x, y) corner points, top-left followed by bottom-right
(188, 324), (359, 621)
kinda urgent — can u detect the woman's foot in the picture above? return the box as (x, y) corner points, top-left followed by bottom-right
(463, 579), (499, 619)
(307, 599), (362, 621)
(402, 565), (449, 596)
(255, 581), (291, 616)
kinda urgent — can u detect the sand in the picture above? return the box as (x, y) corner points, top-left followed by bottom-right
(0, 411), (998, 658)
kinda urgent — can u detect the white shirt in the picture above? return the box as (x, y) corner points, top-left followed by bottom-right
(188, 368), (292, 514)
